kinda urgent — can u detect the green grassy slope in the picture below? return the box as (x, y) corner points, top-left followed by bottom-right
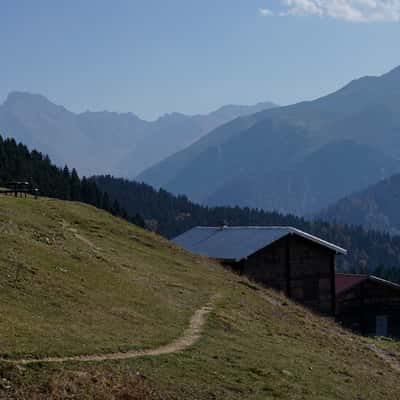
(0, 196), (399, 399)
(0, 196), (220, 358)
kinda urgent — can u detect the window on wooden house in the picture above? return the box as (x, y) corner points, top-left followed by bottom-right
(376, 315), (388, 337)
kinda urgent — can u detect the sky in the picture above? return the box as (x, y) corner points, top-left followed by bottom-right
(1, 0), (399, 120)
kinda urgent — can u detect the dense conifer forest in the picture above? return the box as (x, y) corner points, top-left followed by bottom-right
(0, 136), (144, 226)
(2, 134), (400, 282)
(95, 175), (400, 279)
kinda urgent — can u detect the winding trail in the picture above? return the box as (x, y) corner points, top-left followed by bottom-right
(60, 220), (101, 252)
(2, 298), (217, 365)
(367, 343), (400, 373)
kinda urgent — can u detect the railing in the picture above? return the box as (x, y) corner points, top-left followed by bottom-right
(0, 181), (40, 198)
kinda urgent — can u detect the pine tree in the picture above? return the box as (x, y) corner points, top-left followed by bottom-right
(70, 169), (81, 201)
(62, 166), (71, 200)
(102, 192), (111, 212)
(111, 199), (121, 216)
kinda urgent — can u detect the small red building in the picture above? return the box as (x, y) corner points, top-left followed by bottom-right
(336, 273), (400, 337)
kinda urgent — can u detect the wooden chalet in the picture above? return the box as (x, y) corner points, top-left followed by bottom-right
(336, 273), (400, 337)
(173, 226), (347, 315)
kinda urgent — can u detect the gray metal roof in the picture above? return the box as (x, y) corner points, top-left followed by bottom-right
(369, 275), (400, 291)
(172, 226), (347, 261)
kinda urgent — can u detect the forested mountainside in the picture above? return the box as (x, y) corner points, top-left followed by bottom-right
(0, 136), (143, 226)
(139, 66), (400, 216)
(0, 92), (276, 177)
(319, 174), (400, 236)
(3, 134), (400, 282)
(95, 175), (400, 279)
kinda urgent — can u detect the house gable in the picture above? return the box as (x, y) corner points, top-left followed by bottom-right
(173, 226), (346, 316)
(336, 273), (400, 337)
(172, 226), (346, 262)
(242, 235), (336, 314)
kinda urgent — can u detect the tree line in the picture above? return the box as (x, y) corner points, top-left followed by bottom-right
(0, 136), (144, 226)
(95, 175), (400, 281)
(2, 134), (400, 284)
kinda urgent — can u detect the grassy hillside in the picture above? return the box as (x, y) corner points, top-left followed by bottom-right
(0, 196), (220, 358)
(0, 196), (400, 399)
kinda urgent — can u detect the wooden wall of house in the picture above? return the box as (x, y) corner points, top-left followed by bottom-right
(337, 281), (400, 337)
(238, 235), (336, 315)
(240, 239), (288, 292)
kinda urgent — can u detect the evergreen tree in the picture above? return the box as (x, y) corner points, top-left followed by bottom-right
(61, 166), (71, 200)
(70, 169), (81, 201)
(102, 192), (111, 212)
(0, 135), (138, 227)
(111, 199), (121, 216)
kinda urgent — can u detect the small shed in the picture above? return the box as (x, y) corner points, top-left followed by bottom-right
(173, 226), (347, 315)
(336, 273), (400, 337)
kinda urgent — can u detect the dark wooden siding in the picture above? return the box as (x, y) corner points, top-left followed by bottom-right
(337, 280), (400, 337)
(288, 235), (334, 314)
(234, 235), (335, 315)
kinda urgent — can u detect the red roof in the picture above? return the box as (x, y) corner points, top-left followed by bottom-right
(335, 273), (368, 295)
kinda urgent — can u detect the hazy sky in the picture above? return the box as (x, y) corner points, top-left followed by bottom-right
(1, 0), (399, 119)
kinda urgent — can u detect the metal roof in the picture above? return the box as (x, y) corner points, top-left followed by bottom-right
(335, 273), (367, 295)
(172, 226), (347, 261)
(335, 273), (400, 295)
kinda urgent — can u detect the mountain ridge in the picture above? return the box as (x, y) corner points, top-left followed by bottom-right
(0, 91), (277, 177)
(318, 173), (400, 235)
(138, 65), (400, 215)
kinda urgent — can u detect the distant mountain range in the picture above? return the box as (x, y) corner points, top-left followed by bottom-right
(0, 92), (276, 176)
(318, 174), (400, 235)
(139, 66), (400, 216)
